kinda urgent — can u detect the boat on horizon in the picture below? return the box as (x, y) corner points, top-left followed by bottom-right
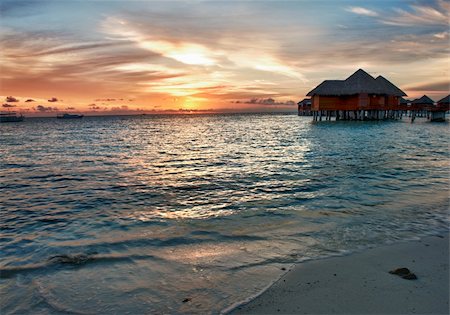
(57, 113), (84, 119)
(0, 112), (24, 123)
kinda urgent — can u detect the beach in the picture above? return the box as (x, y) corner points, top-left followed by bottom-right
(229, 233), (449, 314)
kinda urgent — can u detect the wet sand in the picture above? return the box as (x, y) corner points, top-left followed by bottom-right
(228, 233), (449, 314)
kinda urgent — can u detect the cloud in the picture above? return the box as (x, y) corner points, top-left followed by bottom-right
(102, 16), (218, 66)
(25, 99), (35, 102)
(88, 103), (101, 110)
(236, 98), (296, 105)
(346, 7), (378, 17)
(101, 15), (305, 81)
(2, 103), (16, 108)
(94, 98), (117, 101)
(47, 97), (58, 102)
(380, 0), (449, 26)
(21, 41), (131, 57)
(404, 80), (450, 92)
(36, 105), (57, 111)
(110, 105), (129, 111)
(5, 96), (19, 102)
(0, 27), (166, 99)
(66, 107), (75, 110)
(433, 32), (449, 39)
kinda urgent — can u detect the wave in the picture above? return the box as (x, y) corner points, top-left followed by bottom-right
(0, 231), (268, 279)
(0, 253), (160, 279)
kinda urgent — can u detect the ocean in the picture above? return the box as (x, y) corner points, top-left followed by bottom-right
(1, 113), (449, 314)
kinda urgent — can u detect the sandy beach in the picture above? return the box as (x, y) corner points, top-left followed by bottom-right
(228, 233), (449, 315)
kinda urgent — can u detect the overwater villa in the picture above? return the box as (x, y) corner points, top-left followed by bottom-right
(297, 98), (312, 116)
(301, 69), (448, 122)
(410, 95), (434, 117)
(429, 94), (450, 122)
(305, 69), (406, 121)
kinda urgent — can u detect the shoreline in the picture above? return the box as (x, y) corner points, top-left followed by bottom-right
(226, 232), (449, 315)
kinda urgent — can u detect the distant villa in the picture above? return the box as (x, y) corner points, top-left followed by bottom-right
(298, 69), (449, 122)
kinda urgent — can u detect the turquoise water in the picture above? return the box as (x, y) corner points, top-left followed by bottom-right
(1, 114), (449, 314)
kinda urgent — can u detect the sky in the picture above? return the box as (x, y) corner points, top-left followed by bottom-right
(0, 0), (449, 115)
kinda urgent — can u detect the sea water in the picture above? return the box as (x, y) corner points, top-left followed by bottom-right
(1, 114), (449, 314)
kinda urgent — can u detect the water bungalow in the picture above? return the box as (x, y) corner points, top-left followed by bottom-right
(429, 94), (450, 122)
(297, 98), (312, 116)
(410, 95), (434, 117)
(306, 69), (407, 121)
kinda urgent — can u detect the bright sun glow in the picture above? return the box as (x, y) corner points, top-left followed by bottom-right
(169, 51), (214, 66)
(182, 98), (197, 110)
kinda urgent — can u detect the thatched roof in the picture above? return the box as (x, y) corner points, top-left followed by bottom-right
(306, 80), (343, 96)
(307, 69), (407, 97)
(375, 76), (407, 96)
(345, 69), (382, 93)
(437, 94), (450, 104)
(411, 95), (434, 105)
(297, 98), (311, 106)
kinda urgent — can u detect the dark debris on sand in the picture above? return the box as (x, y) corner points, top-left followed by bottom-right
(389, 267), (418, 280)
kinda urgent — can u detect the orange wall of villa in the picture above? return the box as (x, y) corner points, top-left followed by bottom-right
(367, 95), (401, 109)
(312, 95), (359, 111)
(312, 94), (401, 111)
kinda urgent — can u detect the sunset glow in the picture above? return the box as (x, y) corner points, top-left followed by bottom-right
(1, 0), (448, 115)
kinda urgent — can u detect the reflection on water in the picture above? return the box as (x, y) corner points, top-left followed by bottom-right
(1, 114), (449, 314)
